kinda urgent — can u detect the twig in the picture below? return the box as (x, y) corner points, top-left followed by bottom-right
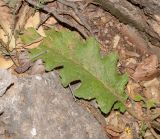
(56, 0), (106, 47)
(151, 121), (160, 132)
(150, 128), (160, 139)
(36, 13), (51, 30)
(57, 0), (91, 32)
(0, 39), (18, 67)
(151, 111), (160, 120)
(21, 36), (43, 48)
(25, 0), (89, 38)
(15, 50), (48, 73)
(56, 10), (83, 26)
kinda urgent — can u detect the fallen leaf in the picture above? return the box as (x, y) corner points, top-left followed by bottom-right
(125, 58), (137, 75)
(22, 28), (129, 114)
(0, 55), (13, 69)
(131, 102), (144, 117)
(15, 4), (34, 33)
(127, 81), (141, 100)
(0, 1), (15, 49)
(25, 12), (46, 36)
(144, 130), (155, 139)
(20, 27), (43, 49)
(105, 112), (126, 133)
(143, 78), (160, 102)
(41, 12), (57, 26)
(133, 55), (159, 81)
(105, 127), (121, 137)
(127, 82), (144, 115)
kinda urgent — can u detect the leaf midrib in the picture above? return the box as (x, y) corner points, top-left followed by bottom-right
(48, 45), (125, 103)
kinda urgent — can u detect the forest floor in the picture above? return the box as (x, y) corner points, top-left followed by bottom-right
(0, 0), (160, 139)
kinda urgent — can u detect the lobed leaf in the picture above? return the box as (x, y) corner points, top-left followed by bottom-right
(21, 28), (128, 114)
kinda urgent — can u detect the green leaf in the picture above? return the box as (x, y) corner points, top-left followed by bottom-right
(26, 28), (128, 114)
(145, 99), (156, 109)
(134, 94), (144, 102)
(113, 102), (126, 113)
(140, 123), (148, 137)
(20, 27), (41, 44)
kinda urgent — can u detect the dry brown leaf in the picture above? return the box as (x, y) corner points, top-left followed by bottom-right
(41, 12), (57, 26)
(105, 127), (121, 137)
(45, 16), (57, 26)
(105, 112), (127, 134)
(20, 36), (43, 49)
(143, 78), (160, 102)
(25, 12), (45, 36)
(0, 1), (15, 49)
(16, 11), (45, 49)
(129, 102), (143, 118)
(125, 58), (137, 75)
(144, 130), (155, 139)
(0, 28), (8, 43)
(0, 55), (13, 69)
(127, 81), (144, 118)
(133, 55), (159, 81)
(127, 81), (141, 100)
(15, 4), (34, 33)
